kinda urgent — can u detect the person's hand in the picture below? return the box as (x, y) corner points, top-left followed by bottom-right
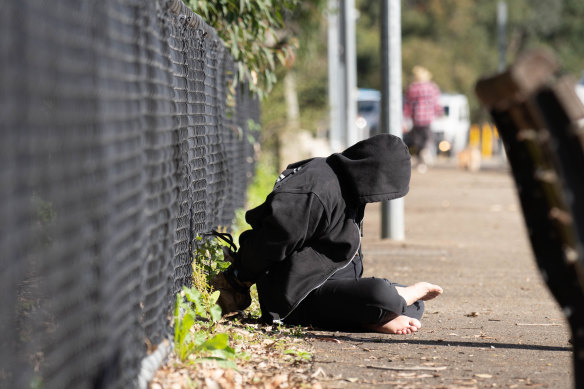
(210, 271), (252, 314)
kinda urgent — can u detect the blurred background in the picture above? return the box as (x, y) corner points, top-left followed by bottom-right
(257, 0), (584, 180)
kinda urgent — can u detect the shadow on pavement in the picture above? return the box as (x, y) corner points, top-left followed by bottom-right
(306, 333), (572, 353)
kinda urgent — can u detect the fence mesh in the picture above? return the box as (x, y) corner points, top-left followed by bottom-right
(0, 1), (259, 388)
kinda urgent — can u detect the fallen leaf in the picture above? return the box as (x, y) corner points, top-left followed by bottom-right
(465, 312), (479, 317)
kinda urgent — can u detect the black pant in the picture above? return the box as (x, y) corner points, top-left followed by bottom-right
(286, 277), (424, 330)
(404, 125), (432, 160)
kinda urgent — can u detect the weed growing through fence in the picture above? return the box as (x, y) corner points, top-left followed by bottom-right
(174, 286), (238, 366)
(170, 234), (315, 384)
(167, 236), (315, 385)
(173, 237), (237, 365)
(193, 236), (232, 282)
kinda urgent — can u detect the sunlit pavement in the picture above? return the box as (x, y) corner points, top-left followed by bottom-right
(309, 157), (573, 389)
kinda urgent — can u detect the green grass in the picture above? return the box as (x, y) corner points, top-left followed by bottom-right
(233, 154), (279, 237)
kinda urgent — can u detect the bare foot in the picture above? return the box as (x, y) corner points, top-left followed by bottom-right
(395, 282), (443, 306)
(367, 315), (422, 335)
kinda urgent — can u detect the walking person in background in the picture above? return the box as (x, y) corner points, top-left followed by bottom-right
(212, 134), (443, 335)
(403, 66), (443, 173)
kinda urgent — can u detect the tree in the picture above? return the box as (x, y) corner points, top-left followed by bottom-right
(356, 0), (584, 122)
(188, 1), (330, 166)
(186, 0), (299, 99)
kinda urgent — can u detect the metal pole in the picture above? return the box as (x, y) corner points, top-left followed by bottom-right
(328, 0), (343, 152)
(380, 0), (405, 240)
(344, 0), (358, 146)
(497, 0), (507, 72)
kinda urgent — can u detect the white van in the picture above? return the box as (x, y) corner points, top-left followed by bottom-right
(430, 93), (471, 156)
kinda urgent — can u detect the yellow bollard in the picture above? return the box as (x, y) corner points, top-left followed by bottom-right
(469, 124), (481, 149)
(481, 124), (493, 158)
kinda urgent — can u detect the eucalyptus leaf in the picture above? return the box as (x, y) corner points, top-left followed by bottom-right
(184, 0), (299, 97)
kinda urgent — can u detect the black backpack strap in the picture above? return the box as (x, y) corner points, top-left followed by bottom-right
(203, 230), (238, 253)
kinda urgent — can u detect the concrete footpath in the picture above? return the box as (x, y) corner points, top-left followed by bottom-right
(307, 162), (574, 388)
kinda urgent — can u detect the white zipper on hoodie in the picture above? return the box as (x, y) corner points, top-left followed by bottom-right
(276, 220), (362, 324)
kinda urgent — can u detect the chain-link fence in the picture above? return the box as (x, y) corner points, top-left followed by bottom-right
(0, 1), (259, 388)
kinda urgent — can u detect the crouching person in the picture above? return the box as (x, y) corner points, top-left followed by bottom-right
(212, 134), (442, 334)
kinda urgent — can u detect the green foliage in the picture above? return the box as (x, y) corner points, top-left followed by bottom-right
(247, 118), (262, 145)
(246, 157), (279, 210)
(232, 154), (279, 237)
(356, 0), (584, 122)
(193, 236), (232, 282)
(173, 237), (238, 363)
(246, 284), (262, 320)
(174, 285), (236, 364)
(173, 234), (313, 371)
(186, 0), (299, 98)
(31, 193), (56, 226)
(31, 193), (56, 246)
(283, 349), (312, 363)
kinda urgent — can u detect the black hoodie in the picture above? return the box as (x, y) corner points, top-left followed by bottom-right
(235, 134), (411, 322)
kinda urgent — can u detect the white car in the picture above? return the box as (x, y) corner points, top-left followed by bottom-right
(356, 88), (381, 140)
(430, 93), (471, 156)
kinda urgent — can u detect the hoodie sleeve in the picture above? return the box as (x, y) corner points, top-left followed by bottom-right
(234, 191), (327, 283)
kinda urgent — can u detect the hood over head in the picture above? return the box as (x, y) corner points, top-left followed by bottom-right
(326, 134), (411, 204)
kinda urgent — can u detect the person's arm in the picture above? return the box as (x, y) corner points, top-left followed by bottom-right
(233, 191), (327, 283)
